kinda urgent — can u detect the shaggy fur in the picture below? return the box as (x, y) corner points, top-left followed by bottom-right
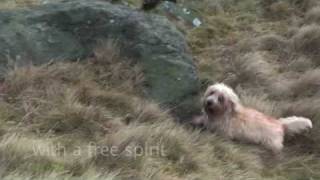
(199, 83), (312, 153)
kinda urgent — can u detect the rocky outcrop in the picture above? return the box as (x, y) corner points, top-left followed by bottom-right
(0, 0), (199, 119)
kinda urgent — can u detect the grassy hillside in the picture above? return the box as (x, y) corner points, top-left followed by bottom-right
(0, 0), (320, 179)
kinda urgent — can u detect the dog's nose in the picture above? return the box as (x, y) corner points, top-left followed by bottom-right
(206, 100), (212, 106)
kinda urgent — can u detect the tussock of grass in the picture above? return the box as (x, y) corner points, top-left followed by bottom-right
(3, 41), (317, 179)
(0, 42), (283, 180)
(286, 56), (314, 72)
(187, 1), (320, 179)
(269, 1), (292, 19)
(257, 34), (289, 55)
(236, 38), (258, 53)
(235, 52), (279, 85)
(260, 0), (317, 16)
(187, 16), (233, 52)
(305, 6), (320, 24)
(0, 0), (39, 9)
(2, 0), (320, 179)
(289, 0), (320, 12)
(0, 134), (89, 177)
(259, 0), (288, 18)
(91, 41), (144, 94)
(284, 98), (320, 120)
(292, 24), (320, 61)
(281, 69), (320, 98)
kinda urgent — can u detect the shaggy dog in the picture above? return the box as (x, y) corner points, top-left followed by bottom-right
(196, 83), (312, 153)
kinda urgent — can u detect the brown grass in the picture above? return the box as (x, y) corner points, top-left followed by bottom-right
(0, 41), (275, 180)
(187, 3), (320, 179)
(235, 52), (279, 85)
(287, 69), (320, 98)
(2, 37), (319, 179)
(305, 6), (320, 24)
(292, 24), (320, 61)
(286, 56), (314, 72)
(2, 0), (320, 179)
(257, 34), (289, 56)
(269, 1), (292, 19)
(0, 0), (39, 9)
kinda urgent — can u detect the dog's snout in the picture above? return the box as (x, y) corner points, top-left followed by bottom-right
(206, 100), (213, 106)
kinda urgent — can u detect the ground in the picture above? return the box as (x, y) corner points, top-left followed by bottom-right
(0, 0), (320, 179)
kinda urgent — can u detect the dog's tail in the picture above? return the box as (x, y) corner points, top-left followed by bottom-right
(279, 116), (312, 135)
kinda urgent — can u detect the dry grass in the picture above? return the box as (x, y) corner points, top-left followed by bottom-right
(288, 0), (320, 12)
(292, 24), (320, 61)
(2, 0), (320, 179)
(187, 16), (233, 52)
(0, 0), (39, 9)
(257, 34), (289, 56)
(2, 37), (320, 179)
(286, 69), (320, 98)
(234, 52), (279, 86)
(305, 6), (320, 24)
(286, 56), (314, 72)
(259, 0), (318, 16)
(0, 41), (278, 180)
(187, 1), (320, 179)
(269, 1), (292, 19)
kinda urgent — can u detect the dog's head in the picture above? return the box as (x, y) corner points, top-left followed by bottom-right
(203, 83), (240, 116)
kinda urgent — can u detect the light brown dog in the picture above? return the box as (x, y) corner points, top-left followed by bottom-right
(197, 83), (312, 153)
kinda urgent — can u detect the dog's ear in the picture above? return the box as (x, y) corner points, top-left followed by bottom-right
(225, 98), (236, 112)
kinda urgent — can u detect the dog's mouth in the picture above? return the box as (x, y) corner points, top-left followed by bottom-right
(204, 104), (224, 116)
(204, 105), (217, 114)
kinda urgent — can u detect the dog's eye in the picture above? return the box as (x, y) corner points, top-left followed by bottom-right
(218, 95), (224, 103)
(209, 90), (216, 95)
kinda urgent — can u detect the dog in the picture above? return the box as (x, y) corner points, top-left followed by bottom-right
(195, 83), (312, 153)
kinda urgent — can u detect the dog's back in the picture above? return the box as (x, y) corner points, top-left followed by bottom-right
(230, 107), (285, 152)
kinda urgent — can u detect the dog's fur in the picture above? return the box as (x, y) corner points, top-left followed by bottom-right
(197, 83), (312, 153)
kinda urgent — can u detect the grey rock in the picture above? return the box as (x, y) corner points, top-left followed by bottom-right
(0, 0), (200, 119)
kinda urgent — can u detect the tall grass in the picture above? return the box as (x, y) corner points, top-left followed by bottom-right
(187, 0), (320, 179)
(1, 0), (320, 179)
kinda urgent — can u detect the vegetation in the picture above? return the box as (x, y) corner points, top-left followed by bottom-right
(1, 0), (320, 179)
